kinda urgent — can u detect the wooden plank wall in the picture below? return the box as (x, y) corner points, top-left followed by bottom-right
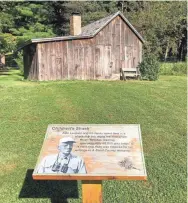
(31, 15), (142, 81)
(0, 55), (5, 65)
(37, 39), (95, 81)
(24, 44), (38, 80)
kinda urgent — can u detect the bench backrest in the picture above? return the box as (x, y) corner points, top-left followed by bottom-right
(122, 68), (138, 72)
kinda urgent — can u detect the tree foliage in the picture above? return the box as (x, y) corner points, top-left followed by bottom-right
(0, 2), (54, 54)
(128, 2), (187, 61)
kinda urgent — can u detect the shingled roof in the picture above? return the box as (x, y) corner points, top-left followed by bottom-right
(21, 11), (144, 48)
(81, 11), (144, 42)
(81, 12), (116, 36)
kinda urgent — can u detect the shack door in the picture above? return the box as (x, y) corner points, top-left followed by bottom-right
(74, 47), (84, 80)
(123, 46), (133, 69)
(95, 45), (112, 79)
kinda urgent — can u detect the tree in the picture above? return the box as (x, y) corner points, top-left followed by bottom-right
(128, 2), (187, 61)
(47, 1), (118, 35)
(0, 2), (55, 53)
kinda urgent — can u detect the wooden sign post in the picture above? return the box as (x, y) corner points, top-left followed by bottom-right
(82, 180), (102, 203)
(33, 124), (147, 203)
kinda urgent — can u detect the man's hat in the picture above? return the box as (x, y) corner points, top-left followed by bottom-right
(59, 137), (76, 144)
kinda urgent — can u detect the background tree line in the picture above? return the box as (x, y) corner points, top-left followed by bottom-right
(0, 1), (187, 63)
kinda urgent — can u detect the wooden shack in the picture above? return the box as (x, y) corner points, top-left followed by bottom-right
(0, 54), (5, 67)
(22, 11), (144, 81)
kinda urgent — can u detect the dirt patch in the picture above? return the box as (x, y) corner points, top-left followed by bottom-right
(0, 163), (17, 174)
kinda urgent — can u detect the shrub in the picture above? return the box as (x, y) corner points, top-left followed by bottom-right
(160, 62), (187, 76)
(138, 54), (160, 81)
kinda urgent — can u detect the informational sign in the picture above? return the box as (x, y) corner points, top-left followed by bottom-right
(33, 124), (147, 180)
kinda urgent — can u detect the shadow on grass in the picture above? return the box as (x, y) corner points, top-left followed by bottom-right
(19, 169), (79, 203)
(0, 69), (10, 75)
(0, 69), (24, 82)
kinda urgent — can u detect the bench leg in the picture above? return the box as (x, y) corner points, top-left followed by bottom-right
(124, 74), (126, 81)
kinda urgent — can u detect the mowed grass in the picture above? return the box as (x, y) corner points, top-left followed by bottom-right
(0, 70), (186, 203)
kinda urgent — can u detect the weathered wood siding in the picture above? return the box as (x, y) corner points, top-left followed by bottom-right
(0, 55), (5, 65)
(26, 15), (142, 81)
(37, 39), (94, 81)
(23, 44), (38, 80)
(94, 15), (142, 79)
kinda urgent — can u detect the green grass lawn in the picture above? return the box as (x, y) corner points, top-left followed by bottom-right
(0, 70), (186, 203)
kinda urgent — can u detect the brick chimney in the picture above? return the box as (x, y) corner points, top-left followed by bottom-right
(70, 12), (81, 36)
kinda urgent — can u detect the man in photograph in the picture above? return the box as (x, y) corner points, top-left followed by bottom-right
(37, 137), (87, 174)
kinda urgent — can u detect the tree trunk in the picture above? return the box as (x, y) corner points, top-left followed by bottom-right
(177, 40), (183, 61)
(177, 29), (187, 61)
(164, 42), (169, 61)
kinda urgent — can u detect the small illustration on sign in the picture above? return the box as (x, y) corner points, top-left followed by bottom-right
(118, 157), (140, 171)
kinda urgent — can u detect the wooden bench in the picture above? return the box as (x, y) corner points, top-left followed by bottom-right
(120, 68), (140, 80)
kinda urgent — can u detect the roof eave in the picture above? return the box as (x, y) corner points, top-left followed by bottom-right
(18, 35), (93, 50)
(16, 39), (32, 52)
(31, 35), (92, 43)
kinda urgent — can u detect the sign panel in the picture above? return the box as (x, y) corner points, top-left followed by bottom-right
(33, 124), (147, 180)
